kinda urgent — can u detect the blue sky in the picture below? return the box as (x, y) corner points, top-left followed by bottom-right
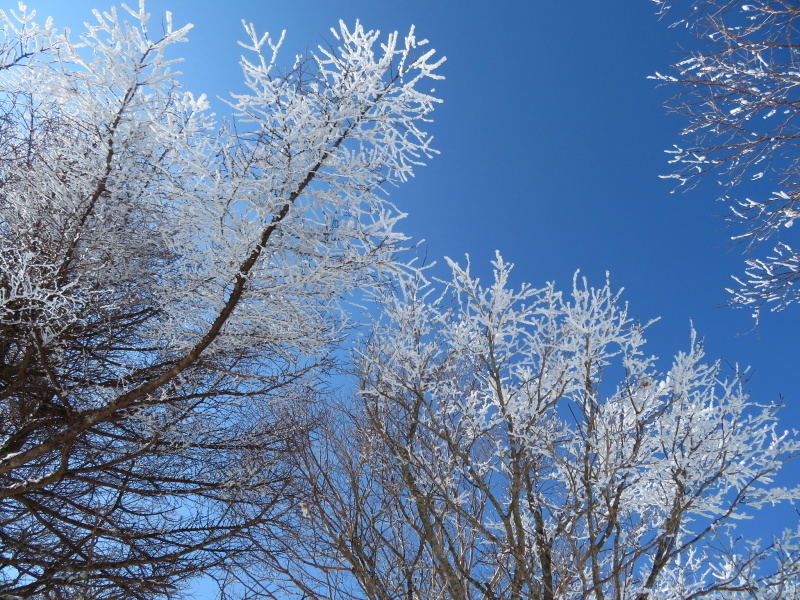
(23, 0), (800, 594)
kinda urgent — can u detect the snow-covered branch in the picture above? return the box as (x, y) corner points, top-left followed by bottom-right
(0, 3), (443, 597)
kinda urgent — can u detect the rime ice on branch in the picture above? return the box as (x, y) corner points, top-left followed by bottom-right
(653, 0), (800, 318)
(0, 2), (443, 597)
(280, 254), (800, 600)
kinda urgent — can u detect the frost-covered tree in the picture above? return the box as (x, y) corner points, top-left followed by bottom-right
(0, 2), (442, 598)
(652, 0), (800, 318)
(277, 255), (800, 600)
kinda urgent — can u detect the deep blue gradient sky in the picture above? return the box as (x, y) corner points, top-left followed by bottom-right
(21, 0), (800, 593)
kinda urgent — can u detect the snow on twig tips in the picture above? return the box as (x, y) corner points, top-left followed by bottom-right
(0, 4), (443, 597)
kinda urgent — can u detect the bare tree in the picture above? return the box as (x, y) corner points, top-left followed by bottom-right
(271, 256), (800, 600)
(652, 0), (800, 318)
(0, 3), (443, 598)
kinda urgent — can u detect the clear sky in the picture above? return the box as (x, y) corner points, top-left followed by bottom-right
(19, 0), (800, 595)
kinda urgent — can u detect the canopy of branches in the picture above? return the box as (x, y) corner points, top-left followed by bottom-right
(0, 3), (442, 597)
